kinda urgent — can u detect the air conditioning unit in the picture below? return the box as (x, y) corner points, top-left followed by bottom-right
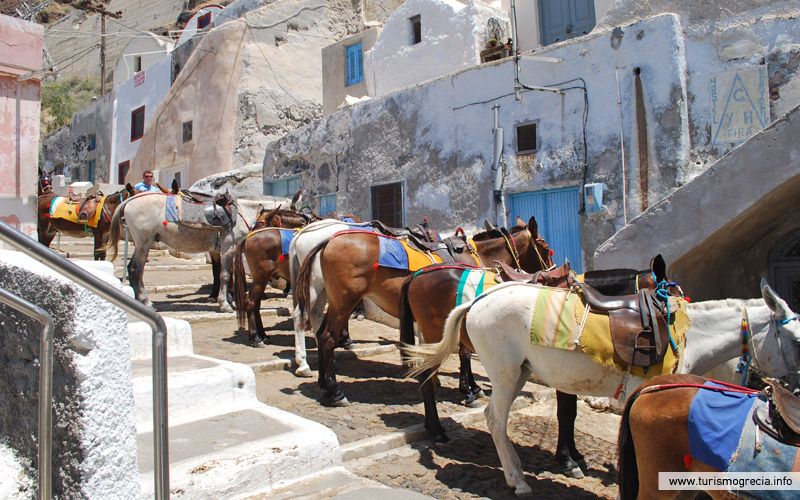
(584, 183), (606, 213)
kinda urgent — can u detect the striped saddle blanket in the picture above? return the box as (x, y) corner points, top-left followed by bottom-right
(48, 196), (105, 227)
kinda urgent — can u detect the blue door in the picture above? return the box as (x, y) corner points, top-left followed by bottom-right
(539, 0), (596, 46)
(510, 187), (582, 273)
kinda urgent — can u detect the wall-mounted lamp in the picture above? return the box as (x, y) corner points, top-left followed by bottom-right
(610, 27), (624, 50)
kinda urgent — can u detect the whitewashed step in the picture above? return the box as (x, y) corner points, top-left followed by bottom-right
(137, 405), (341, 500)
(131, 354), (259, 430)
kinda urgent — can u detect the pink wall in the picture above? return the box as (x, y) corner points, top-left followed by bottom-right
(0, 15), (43, 241)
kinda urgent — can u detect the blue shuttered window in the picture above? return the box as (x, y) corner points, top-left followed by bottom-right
(319, 193), (336, 215)
(346, 42), (363, 87)
(510, 187), (582, 273)
(265, 175), (302, 198)
(87, 159), (96, 184)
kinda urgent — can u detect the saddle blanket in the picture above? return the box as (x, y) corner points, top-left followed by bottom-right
(245, 227), (296, 255)
(689, 383), (800, 499)
(164, 194), (230, 227)
(455, 268), (499, 306)
(524, 285), (689, 376)
(377, 233), (444, 271)
(48, 196), (105, 227)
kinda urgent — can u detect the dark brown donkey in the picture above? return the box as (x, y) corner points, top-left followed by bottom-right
(38, 185), (135, 260)
(295, 215), (554, 406)
(398, 254), (681, 477)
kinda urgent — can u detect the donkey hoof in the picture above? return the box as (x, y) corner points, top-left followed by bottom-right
(249, 340), (267, 349)
(432, 431), (449, 443)
(338, 337), (355, 349)
(220, 304), (234, 314)
(513, 482), (533, 496)
(564, 466), (584, 479)
(322, 393), (349, 407)
(295, 365), (313, 378)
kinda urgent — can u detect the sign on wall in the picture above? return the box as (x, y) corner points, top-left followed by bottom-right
(709, 65), (769, 145)
(134, 70), (146, 88)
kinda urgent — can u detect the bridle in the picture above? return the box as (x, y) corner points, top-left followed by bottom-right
(524, 228), (556, 272)
(739, 306), (800, 389)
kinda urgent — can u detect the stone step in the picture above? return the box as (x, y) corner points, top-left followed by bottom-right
(137, 405), (342, 499)
(132, 355), (260, 429)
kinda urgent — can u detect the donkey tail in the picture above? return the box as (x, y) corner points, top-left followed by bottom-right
(105, 202), (125, 261)
(231, 235), (249, 330)
(403, 298), (470, 381)
(295, 238), (331, 331)
(617, 387), (643, 500)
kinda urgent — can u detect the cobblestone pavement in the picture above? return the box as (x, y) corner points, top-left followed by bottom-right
(122, 250), (621, 499)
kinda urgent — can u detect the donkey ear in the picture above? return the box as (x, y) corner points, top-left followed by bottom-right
(525, 216), (536, 233)
(291, 190), (303, 210)
(762, 279), (795, 319)
(651, 254), (667, 282)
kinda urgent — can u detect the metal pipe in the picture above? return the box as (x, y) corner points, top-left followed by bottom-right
(0, 221), (170, 500)
(0, 287), (53, 500)
(491, 104), (507, 227)
(510, 0), (520, 100)
(615, 67), (629, 224)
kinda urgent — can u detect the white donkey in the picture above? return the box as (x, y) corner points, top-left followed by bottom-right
(107, 194), (277, 312)
(405, 279), (800, 495)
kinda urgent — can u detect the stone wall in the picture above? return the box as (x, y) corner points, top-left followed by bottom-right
(0, 252), (139, 499)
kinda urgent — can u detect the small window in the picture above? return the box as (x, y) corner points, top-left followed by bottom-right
(265, 175), (302, 198)
(54, 163), (65, 176)
(346, 42), (364, 87)
(173, 172), (182, 189)
(197, 12), (211, 29)
(134, 55), (142, 73)
(118, 161), (130, 184)
(318, 193), (336, 215)
(87, 159), (96, 184)
(182, 120), (193, 143)
(131, 106), (145, 141)
(516, 122), (537, 154)
(410, 15), (421, 45)
(87, 133), (96, 151)
(371, 182), (403, 227)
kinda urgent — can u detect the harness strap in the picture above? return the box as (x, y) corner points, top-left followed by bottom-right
(499, 227), (522, 270)
(466, 238), (483, 267)
(736, 306), (752, 386)
(638, 380), (759, 397)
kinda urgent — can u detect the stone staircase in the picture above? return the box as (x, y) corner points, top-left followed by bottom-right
(55, 235), (434, 499)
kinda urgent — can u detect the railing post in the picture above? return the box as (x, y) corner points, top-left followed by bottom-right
(0, 287), (53, 500)
(0, 221), (170, 499)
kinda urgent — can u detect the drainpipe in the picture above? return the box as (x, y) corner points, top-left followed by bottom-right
(615, 67), (628, 224)
(491, 104), (507, 228)
(510, 0), (520, 100)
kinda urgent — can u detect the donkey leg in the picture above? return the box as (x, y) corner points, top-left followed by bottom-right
(209, 252), (221, 301)
(458, 344), (485, 407)
(250, 281), (269, 345)
(316, 316), (348, 407)
(93, 230), (106, 260)
(217, 246), (235, 313)
(484, 362), (533, 495)
(555, 391), (585, 478)
(128, 245), (153, 308)
(420, 371), (448, 442)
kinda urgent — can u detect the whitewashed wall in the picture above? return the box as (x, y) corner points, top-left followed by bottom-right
(112, 54), (173, 184)
(113, 33), (174, 89)
(364, 0), (509, 96)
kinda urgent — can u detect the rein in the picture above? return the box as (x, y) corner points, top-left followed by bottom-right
(525, 228), (555, 272)
(638, 379), (759, 397)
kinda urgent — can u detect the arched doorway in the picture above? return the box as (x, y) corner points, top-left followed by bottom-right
(769, 229), (800, 312)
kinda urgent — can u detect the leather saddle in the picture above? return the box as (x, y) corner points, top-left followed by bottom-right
(64, 194), (100, 223)
(575, 282), (670, 368)
(494, 260), (572, 288)
(203, 195), (236, 228)
(753, 379), (800, 447)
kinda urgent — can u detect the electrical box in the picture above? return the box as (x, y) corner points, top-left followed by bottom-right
(584, 183), (606, 213)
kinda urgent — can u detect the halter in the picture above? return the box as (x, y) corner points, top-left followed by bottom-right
(524, 228), (555, 272)
(743, 307), (800, 388)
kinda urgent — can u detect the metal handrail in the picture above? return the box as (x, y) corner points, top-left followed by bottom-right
(0, 287), (53, 500)
(0, 221), (170, 499)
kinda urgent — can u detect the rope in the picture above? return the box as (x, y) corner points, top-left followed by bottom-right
(639, 380), (759, 397)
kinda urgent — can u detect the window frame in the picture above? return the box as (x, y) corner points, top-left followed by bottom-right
(410, 15), (421, 45)
(265, 174), (302, 198)
(134, 55), (142, 73)
(318, 193), (337, 216)
(197, 12), (212, 29)
(370, 181), (404, 227)
(516, 121), (538, 155)
(87, 159), (96, 184)
(87, 133), (96, 151)
(182, 120), (193, 143)
(345, 41), (364, 87)
(118, 161), (130, 184)
(131, 106), (145, 142)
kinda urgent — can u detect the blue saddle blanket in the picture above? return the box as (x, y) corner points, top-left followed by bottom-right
(689, 381), (759, 471)
(279, 229), (294, 255)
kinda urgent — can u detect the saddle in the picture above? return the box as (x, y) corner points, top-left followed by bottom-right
(179, 191), (237, 229)
(575, 282), (670, 368)
(753, 379), (800, 447)
(494, 260), (572, 288)
(62, 194), (100, 223)
(369, 220), (434, 241)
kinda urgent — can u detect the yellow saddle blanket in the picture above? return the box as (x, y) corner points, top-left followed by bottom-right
(528, 286), (689, 377)
(48, 196), (105, 228)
